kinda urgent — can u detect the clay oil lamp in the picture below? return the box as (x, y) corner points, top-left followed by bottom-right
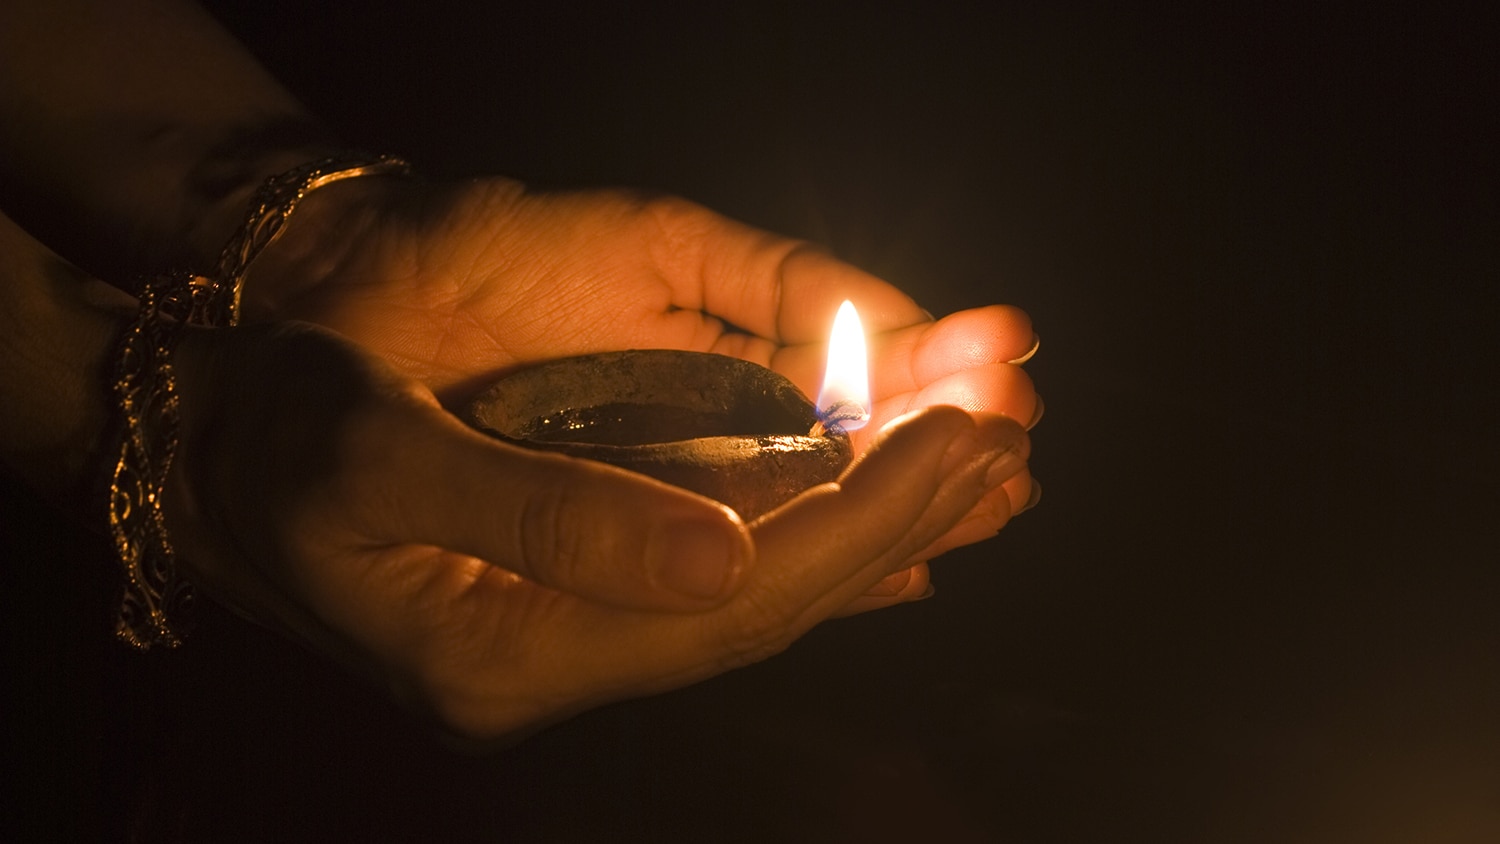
(466, 301), (871, 520)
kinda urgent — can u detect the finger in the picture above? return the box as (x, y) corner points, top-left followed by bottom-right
(711, 407), (1027, 660)
(880, 362), (1037, 420)
(645, 197), (930, 344)
(770, 305), (1036, 399)
(431, 411), (1025, 733)
(1001, 466), (1035, 516)
(367, 403), (756, 612)
(832, 563), (932, 618)
(1009, 333), (1041, 365)
(907, 483), (1014, 562)
(1017, 476), (1043, 515)
(850, 364), (1037, 453)
(873, 306), (1036, 397)
(904, 451), (1031, 563)
(1027, 395), (1046, 430)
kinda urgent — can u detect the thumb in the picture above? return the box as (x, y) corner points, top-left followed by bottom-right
(376, 405), (755, 612)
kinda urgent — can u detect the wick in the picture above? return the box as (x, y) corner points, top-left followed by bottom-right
(811, 399), (869, 436)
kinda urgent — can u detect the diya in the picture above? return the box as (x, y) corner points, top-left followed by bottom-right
(465, 302), (870, 520)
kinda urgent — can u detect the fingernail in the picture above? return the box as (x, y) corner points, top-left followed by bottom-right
(1027, 396), (1046, 430)
(1007, 334), (1040, 365)
(970, 414), (1029, 486)
(941, 414), (1028, 484)
(1016, 478), (1043, 515)
(939, 427), (984, 476)
(984, 447), (1028, 488)
(649, 519), (740, 601)
(911, 584), (936, 602)
(866, 567), (915, 597)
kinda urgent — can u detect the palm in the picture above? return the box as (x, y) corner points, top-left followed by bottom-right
(274, 180), (1039, 454)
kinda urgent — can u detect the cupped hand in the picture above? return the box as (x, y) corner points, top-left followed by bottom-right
(245, 177), (1041, 559)
(165, 321), (1028, 739)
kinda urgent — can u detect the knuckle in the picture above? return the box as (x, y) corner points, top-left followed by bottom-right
(640, 195), (718, 275)
(399, 628), (549, 742)
(517, 476), (585, 588)
(638, 191), (707, 224)
(715, 581), (803, 669)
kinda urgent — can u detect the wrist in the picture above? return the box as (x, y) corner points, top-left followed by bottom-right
(228, 158), (421, 322)
(177, 134), (348, 274)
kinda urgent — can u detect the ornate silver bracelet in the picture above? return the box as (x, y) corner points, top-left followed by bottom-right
(108, 152), (412, 649)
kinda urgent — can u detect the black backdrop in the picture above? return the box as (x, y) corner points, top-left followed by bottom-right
(4, 2), (1497, 841)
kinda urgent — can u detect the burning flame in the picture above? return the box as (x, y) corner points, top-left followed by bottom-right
(816, 300), (871, 433)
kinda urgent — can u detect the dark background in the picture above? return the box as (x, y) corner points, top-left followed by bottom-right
(4, 1), (1497, 841)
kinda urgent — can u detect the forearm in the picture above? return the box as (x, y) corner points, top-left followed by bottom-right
(0, 0), (341, 281)
(0, 209), (135, 514)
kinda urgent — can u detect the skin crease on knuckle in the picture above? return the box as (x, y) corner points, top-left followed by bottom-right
(515, 470), (587, 592)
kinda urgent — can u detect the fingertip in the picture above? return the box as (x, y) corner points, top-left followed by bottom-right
(858, 405), (981, 481)
(877, 362), (1036, 439)
(901, 563), (932, 600)
(970, 411), (1030, 454)
(1011, 473), (1041, 516)
(418, 423), (760, 612)
(875, 403), (976, 441)
(1007, 332), (1041, 365)
(960, 412), (1030, 489)
(1027, 395), (1046, 430)
(910, 305), (1036, 373)
(862, 564), (920, 598)
(832, 564), (933, 618)
(645, 504), (754, 606)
